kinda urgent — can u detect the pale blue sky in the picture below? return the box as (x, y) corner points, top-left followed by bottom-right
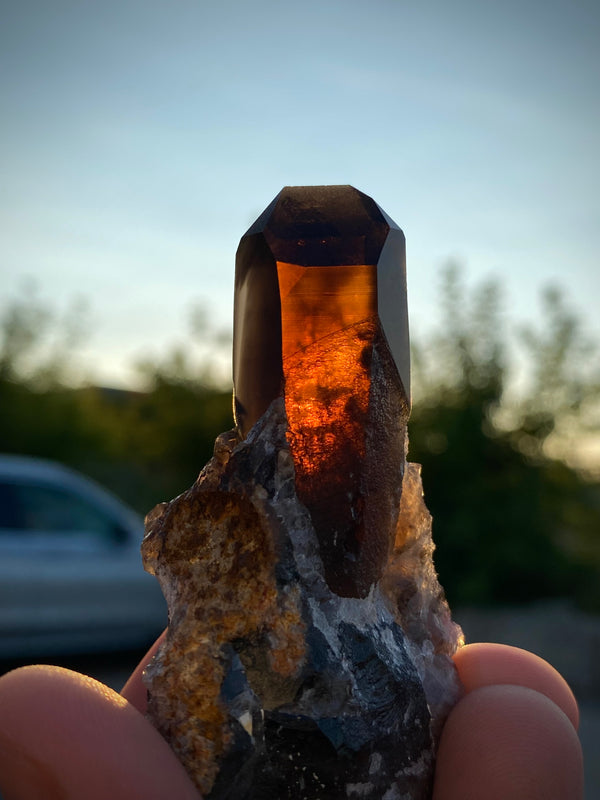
(1, 0), (598, 386)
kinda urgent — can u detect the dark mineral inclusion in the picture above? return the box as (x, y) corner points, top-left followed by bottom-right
(142, 186), (464, 799)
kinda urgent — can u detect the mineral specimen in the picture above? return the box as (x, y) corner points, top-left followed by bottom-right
(142, 186), (463, 799)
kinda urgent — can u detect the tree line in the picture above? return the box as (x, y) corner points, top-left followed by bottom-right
(1, 267), (598, 610)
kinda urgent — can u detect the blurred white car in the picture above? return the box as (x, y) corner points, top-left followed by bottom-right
(0, 454), (167, 657)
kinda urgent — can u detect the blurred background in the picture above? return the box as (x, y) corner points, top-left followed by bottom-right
(1, 0), (599, 794)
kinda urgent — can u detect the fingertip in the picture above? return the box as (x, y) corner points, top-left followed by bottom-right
(454, 642), (579, 729)
(433, 684), (583, 800)
(0, 664), (200, 800)
(121, 629), (167, 713)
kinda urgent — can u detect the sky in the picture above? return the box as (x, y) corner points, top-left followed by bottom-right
(1, 0), (599, 388)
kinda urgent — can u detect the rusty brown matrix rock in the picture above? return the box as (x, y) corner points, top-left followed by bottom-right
(142, 186), (463, 799)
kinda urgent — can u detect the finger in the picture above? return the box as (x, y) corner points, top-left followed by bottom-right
(121, 629), (167, 714)
(454, 642), (579, 729)
(433, 684), (583, 800)
(0, 665), (201, 800)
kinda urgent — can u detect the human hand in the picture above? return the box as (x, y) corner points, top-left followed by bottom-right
(0, 638), (583, 799)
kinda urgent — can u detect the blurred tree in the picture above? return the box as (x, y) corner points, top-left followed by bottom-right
(509, 285), (600, 462)
(0, 288), (233, 513)
(0, 284), (105, 467)
(0, 281), (89, 388)
(409, 265), (600, 609)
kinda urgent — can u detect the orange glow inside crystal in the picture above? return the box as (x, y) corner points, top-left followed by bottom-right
(276, 262), (377, 361)
(277, 262), (378, 592)
(283, 317), (375, 476)
(277, 261), (377, 478)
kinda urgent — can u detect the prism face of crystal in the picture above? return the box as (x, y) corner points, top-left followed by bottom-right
(233, 185), (410, 597)
(233, 233), (283, 436)
(276, 262), (377, 360)
(283, 319), (408, 596)
(376, 227), (411, 401)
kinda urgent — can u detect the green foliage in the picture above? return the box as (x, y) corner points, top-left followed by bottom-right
(509, 285), (600, 461)
(71, 381), (234, 514)
(0, 282), (89, 388)
(0, 288), (233, 514)
(409, 265), (600, 609)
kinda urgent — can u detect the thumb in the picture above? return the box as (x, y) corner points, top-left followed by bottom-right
(433, 684), (583, 800)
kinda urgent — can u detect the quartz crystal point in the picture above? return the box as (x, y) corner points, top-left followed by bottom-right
(142, 186), (463, 800)
(234, 186), (410, 598)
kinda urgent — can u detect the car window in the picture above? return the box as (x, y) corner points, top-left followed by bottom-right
(0, 480), (128, 545)
(0, 480), (21, 528)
